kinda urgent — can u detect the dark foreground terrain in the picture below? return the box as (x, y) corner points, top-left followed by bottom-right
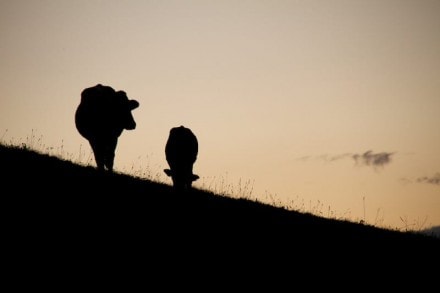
(1, 144), (438, 281)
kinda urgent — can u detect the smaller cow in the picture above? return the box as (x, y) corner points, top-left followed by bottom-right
(75, 84), (139, 171)
(164, 125), (199, 191)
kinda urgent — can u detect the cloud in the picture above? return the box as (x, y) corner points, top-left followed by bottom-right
(352, 150), (394, 168)
(399, 177), (413, 185)
(318, 153), (352, 162)
(417, 173), (440, 186)
(296, 155), (312, 162)
(297, 150), (395, 169)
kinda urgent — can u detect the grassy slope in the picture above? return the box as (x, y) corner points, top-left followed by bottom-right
(2, 143), (439, 269)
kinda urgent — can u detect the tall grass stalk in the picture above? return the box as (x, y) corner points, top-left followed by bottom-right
(1, 128), (433, 234)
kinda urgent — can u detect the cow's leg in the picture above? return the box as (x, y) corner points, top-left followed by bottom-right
(90, 140), (105, 171)
(170, 166), (186, 192)
(183, 163), (196, 190)
(184, 174), (192, 190)
(104, 137), (118, 172)
(172, 175), (185, 191)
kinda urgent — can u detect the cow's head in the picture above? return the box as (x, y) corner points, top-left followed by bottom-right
(116, 91), (139, 130)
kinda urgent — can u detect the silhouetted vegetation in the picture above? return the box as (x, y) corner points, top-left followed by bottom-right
(2, 142), (438, 252)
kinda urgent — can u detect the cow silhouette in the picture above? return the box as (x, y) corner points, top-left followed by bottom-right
(75, 84), (139, 171)
(164, 125), (199, 191)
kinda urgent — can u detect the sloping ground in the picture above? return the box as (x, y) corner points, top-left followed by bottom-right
(2, 144), (438, 263)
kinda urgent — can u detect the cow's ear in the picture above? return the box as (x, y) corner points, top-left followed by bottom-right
(129, 100), (139, 110)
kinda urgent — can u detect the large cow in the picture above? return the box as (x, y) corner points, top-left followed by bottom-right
(164, 125), (199, 191)
(75, 84), (139, 171)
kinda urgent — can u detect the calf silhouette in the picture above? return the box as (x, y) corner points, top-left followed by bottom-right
(75, 84), (139, 171)
(164, 125), (199, 191)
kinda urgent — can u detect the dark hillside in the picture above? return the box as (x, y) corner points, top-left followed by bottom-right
(2, 144), (438, 270)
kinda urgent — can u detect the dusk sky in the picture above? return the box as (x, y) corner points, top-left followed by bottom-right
(1, 0), (439, 230)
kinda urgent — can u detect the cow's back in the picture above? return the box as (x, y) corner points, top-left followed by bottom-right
(165, 126), (198, 167)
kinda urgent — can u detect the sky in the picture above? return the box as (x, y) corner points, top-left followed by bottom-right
(1, 0), (439, 230)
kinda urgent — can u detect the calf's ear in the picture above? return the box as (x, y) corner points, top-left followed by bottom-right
(129, 100), (139, 110)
